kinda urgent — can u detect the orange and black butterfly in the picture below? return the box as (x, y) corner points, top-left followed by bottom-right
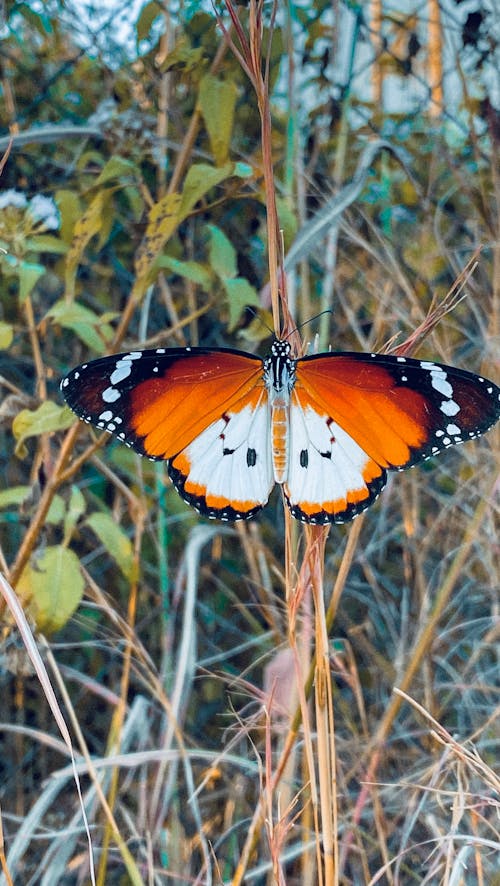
(61, 340), (500, 523)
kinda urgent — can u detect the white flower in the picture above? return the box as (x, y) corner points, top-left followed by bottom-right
(0, 189), (28, 210)
(28, 194), (60, 231)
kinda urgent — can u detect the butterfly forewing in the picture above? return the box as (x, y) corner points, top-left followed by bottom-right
(61, 347), (274, 519)
(294, 352), (500, 470)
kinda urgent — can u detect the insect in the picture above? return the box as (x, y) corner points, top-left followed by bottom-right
(61, 340), (500, 524)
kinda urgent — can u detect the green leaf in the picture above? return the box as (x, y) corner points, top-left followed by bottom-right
(0, 485), (31, 509)
(18, 260), (45, 302)
(179, 162), (234, 220)
(0, 485), (63, 522)
(136, 0), (162, 43)
(65, 191), (104, 297)
(198, 74), (237, 166)
(94, 156), (138, 187)
(0, 321), (13, 349)
(12, 402), (76, 458)
(275, 196), (298, 250)
(86, 513), (135, 581)
(17, 545), (84, 634)
(157, 255), (212, 288)
(46, 299), (115, 353)
(63, 486), (87, 544)
(207, 225), (237, 279)
(221, 277), (260, 330)
(46, 494), (65, 525)
(160, 37), (205, 73)
(24, 234), (68, 255)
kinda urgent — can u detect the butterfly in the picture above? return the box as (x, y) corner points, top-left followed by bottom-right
(60, 339), (500, 524)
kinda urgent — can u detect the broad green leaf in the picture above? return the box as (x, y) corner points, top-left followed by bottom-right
(24, 234), (67, 254)
(46, 299), (115, 353)
(0, 485), (63, 522)
(198, 74), (237, 166)
(0, 485), (31, 509)
(13, 401), (76, 458)
(123, 185), (145, 222)
(157, 255), (212, 288)
(160, 37), (204, 73)
(65, 191), (104, 297)
(0, 321), (13, 349)
(17, 545), (84, 633)
(97, 189), (116, 250)
(136, 0), (162, 43)
(94, 156), (138, 187)
(64, 486), (87, 544)
(207, 225), (237, 279)
(18, 260), (45, 302)
(86, 512), (135, 581)
(179, 162), (234, 220)
(275, 196), (298, 250)
(134, 192), (183, 284)
(46, 494), (65, 525)
(221, 277), (260, 330)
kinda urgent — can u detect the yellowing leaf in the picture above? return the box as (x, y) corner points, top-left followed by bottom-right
(17, 546), (84, 633)
(198, 74), (237, 166)
(134, 191), (183, 284)
(0, 321), (13, 349)
(86, 512), (135, 581)
(13, 401), (75, 458)
(55, 189), (81, 244)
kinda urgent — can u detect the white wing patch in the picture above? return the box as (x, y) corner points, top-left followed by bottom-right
(170, 400), (274, 519)
(283, 402), (386, 523)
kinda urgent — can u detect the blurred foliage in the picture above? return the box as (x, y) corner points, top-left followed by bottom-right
(0, 1), (498, 883)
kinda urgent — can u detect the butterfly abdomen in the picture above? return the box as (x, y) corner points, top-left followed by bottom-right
(271, 398), (289, 483)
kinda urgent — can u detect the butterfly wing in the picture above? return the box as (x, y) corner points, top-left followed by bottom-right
(61, 348), (274, 520)
(284, 352), (500, 523)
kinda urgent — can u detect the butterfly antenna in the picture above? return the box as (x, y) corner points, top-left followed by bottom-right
(284, 310), (334, 340)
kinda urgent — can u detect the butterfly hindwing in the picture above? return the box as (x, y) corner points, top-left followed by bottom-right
(283, 398), (387, 523)
(169, 395), (273, 520)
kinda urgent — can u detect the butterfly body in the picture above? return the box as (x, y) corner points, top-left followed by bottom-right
(61, 340), (500, 523)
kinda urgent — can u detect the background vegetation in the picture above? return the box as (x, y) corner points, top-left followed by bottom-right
(0, 1), (498, 883)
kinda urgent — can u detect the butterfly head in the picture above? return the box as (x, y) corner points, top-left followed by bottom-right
(264, 339), (295, 397)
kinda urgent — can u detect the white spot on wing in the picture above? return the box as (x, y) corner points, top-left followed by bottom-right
(440, 399), (460, 416)
(102, 386), (121, 403)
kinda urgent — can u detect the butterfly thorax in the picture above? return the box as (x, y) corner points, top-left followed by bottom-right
(264, 340), (296, 484)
